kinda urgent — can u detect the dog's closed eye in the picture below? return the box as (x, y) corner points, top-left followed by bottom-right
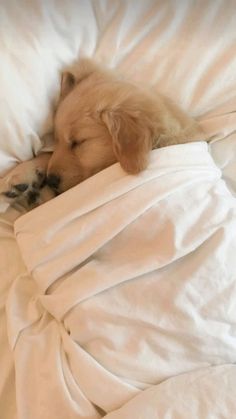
(70, 139), (86, 150)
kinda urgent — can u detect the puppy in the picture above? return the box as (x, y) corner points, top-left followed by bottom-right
(1, 58), (204, 210)
(47, 58), (204, 193)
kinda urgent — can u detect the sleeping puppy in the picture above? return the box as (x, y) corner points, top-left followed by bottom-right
(47, 58), (204, 193)
(1, 58), (204, 210)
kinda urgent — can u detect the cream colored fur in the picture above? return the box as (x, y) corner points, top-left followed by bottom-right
(1, 58), (205, 210)
(48, 58), (204, 192)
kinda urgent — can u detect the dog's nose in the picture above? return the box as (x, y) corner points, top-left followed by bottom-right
(47, 174), (61, 189)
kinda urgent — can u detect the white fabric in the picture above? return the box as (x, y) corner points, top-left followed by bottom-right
(0, 0), (97, 170)
(0, 209), (22, 419)
(0, 1), (236, 190)
(5, 142), (236, 418)
(1, 1), (236, 418)
(105, 365), (236, 418)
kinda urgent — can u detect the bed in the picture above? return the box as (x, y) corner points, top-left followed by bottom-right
(0, 1), (236, 418)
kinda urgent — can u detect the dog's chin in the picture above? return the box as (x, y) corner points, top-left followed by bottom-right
(58, 167), (109, 192)
(56, 164), (114, 193)
(57, 176), (85, 194)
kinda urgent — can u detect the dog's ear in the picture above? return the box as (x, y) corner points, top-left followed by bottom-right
(60, 71), (76, 99)
(101, 107), (154, 174)
(60, 58), (100, 100)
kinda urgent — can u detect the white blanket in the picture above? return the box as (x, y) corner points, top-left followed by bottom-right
(5, 143), (236, 418)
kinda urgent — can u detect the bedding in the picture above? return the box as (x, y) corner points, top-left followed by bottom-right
(3, 142), (236, 419)
(1, 1), (236, 418)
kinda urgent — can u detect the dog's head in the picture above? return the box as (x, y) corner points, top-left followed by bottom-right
(47, 59), (157, 192)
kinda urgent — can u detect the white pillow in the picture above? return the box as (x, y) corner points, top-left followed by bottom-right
(0, 0), (97, 174)
(1, 0), (236, 186)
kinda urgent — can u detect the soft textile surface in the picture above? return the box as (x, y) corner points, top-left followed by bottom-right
(0, 208), (22, 419)
(0, 0), (236, 192)
(105, 365), (236, 418)
(1, 1), (236, 418)
(5, 143), (236, 418)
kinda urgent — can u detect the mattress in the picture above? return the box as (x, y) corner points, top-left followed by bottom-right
(0, 1), (236, 418)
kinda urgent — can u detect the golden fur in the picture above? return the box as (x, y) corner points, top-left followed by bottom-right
(1, 58), (205, 211)
(48, 58), (204, 192)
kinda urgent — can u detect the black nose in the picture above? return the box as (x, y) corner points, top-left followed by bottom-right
(47, 174), (61, 189)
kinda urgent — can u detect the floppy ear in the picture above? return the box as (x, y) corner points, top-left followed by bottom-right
(101, 108), (153, 174)
(60, 58), (100, 100)
(60, 71), (76, 99)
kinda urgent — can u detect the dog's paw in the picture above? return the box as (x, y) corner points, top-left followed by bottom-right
(3, 169), (45, 206)
(0, 153), (53, 210)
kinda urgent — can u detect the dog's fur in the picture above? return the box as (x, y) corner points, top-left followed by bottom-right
(0, 153), (53, 211)
(1, 58), (204, 210)
(48, 58), (204, 192)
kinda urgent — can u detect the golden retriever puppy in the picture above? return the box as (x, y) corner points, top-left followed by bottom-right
(1, 58), (204, 211)
(47, 58), (204, 192)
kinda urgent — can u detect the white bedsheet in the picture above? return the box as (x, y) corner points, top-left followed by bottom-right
(4, 143), (236, 418)
(105, 365), (236, 418)
(1, 1), (236, 418)
(0, 1), (236, 191)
